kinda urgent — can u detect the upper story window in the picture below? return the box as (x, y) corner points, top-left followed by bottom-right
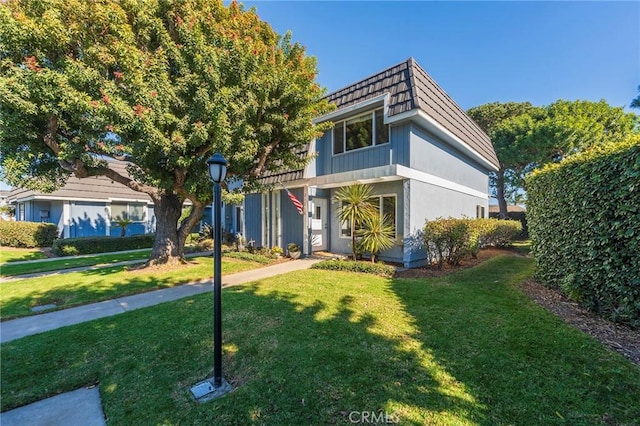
(333, 108), (388, 155)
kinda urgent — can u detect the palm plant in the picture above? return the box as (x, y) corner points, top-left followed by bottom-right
(334, 184), (376, 260)
(358, 213), (396, 263)
(114, 214), (133, 237)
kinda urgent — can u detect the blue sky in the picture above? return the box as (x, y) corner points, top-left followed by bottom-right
(240, 1), (639, 111)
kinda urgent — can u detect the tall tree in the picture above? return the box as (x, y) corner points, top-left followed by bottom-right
(0, 0), (333, 265)
(631, 85), (640, 109)
(467, 102), (538, 218)
(468, 100), (637, 218)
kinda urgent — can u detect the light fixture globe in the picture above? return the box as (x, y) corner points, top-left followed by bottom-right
(207, 153), (228, 183)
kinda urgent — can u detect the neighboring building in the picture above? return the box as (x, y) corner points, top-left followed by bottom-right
(242, 58), (499, 267)
(7, 160), (156, 238)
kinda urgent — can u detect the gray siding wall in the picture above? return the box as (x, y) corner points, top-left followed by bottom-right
(329, 180), (404, 263)
(314, 123), (410, 176)
(409, 124), (490, 193)
(244, 193), (262, 246)
(403, 179), (488, 267)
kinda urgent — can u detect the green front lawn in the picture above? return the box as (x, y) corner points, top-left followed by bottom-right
(0, 249), (152, 277)
(2, 255), (638, 424)
(0, 256), (266, 320)
(0, 247), (48, 263)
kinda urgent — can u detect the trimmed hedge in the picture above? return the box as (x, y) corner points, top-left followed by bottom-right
(423, 217), (522, 268)
(0, 221), (59, 247)
(52, 234), (155, 256)
(311, 259), (395, 277)
(526, 136), (640, 328)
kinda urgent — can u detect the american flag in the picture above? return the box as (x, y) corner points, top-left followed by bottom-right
(282, 185), (304, 215)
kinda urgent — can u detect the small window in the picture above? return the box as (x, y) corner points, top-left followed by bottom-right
(112, 202), (146, 222)
(476, 205), (486, 219)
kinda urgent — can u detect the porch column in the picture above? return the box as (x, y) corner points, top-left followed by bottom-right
(62, 201), (71, 238)
(303, 185), (309, 257)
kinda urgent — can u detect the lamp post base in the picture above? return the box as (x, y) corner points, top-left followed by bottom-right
(190, 378), (232, 403)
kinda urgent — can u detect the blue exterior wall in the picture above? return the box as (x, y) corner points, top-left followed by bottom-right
(281, 188), (304, 251)
(315, 123), (411, 176)
(244, 193), (262, 246)
(402, 179), (488, 268)
(409, 124), (490, 193)
(70, 202), (108, 237)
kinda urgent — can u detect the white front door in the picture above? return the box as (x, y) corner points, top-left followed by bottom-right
(311, 198), (327, 251)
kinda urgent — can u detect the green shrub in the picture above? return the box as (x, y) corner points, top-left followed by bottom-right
(224, 251), (273, 265)
(311, 259), (395, 277)
(0, 221), (58, 247)
(526, 136), (640, 328)
(52, 234), (155, 256)
(423, 218), (471, 269)
(424, 218), (522, 267)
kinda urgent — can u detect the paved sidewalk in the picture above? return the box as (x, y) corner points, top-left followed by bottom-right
(0, 257), (322, 343)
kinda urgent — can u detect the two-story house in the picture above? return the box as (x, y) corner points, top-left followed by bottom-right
(241, 58), (499, 267)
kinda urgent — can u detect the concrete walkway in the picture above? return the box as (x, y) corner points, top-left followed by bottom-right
(0, 257), (322, 343)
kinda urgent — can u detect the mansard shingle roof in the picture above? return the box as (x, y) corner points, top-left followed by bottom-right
(326, 58), (499, 169)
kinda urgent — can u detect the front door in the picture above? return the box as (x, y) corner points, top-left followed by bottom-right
(311, 198), (327, 251)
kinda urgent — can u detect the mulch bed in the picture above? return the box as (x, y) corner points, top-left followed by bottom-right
(395, 248), (640, 366)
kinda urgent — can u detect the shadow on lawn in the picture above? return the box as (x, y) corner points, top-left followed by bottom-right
(2, 256), (639, 424)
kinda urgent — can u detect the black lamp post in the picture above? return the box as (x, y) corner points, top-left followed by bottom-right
(207, 153), (228, 388)
(190, 153), (231, 402)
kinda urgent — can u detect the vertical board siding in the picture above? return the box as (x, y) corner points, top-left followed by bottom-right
(391, 124), (410, 166)
(244, 193), (262, 246)
(280, 188), (304, 250)
(331, 144), (391, 174)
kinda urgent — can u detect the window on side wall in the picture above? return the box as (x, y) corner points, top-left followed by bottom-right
(333, 108), (389, 155)
(112, 202), (146, 222)
(476, 205), (485, 219)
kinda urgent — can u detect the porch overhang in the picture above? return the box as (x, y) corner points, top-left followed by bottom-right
(306, 164), (488, 199)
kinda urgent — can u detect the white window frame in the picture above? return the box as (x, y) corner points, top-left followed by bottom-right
(332, 108), (389, 156)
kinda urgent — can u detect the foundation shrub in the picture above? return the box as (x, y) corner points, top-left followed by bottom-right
(0, 221), (58, 247)
(52, 234), (155, 256)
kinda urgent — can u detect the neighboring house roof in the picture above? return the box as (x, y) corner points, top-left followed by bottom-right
(7, 160), (153, 204)
(489, 205), (526, 213)
(326, 58), (499, 169)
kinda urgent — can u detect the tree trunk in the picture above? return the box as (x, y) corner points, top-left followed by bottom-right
(147, 193), (185, 266)
(495, 168), (509, 219)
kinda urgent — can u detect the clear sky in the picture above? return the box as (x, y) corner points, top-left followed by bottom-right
(239, 0), (640, 111)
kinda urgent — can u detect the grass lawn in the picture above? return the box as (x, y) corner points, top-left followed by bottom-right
(2, 255), (638, 424)
(0, 247), (48, 263)
(0, 249), (153, 277)
(0, 256), (267, 320)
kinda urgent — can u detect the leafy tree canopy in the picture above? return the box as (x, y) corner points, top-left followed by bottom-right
(468, 100), (637, 218)
(0, 0), (333, 264)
